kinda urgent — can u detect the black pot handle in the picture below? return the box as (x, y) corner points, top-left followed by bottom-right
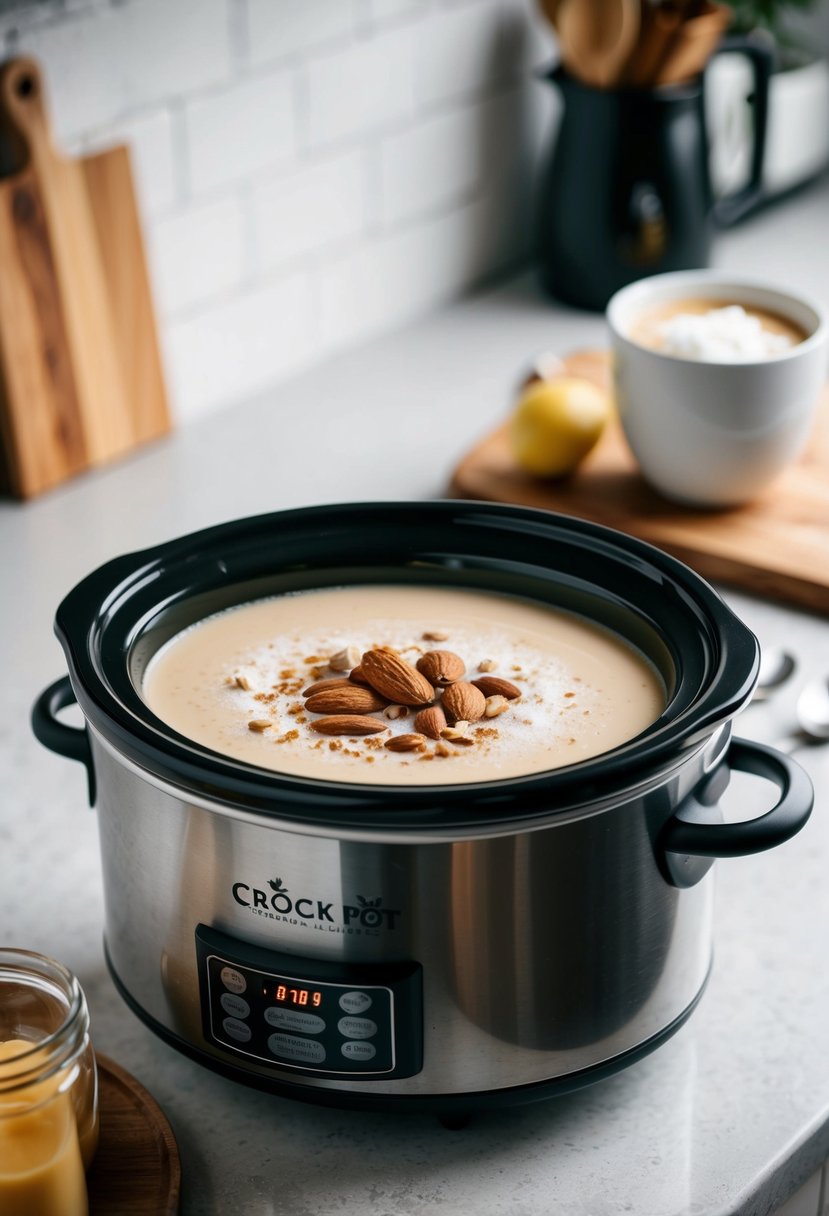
(708, 35), (774, 228)
(660, 737), (813, 887)
(32, 676), (96, 806)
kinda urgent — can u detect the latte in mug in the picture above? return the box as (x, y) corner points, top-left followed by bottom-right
(628, 297), (808, 362)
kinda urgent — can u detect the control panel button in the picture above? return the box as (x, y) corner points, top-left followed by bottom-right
(341, 1040), (377, 1062)
(220, 966), (247, 995)
(268, 1033), (326, 1065)
(338, 1016), (377, 1040)
(222, 1017), (252, 1043)
(264, 1008), (325, 1035)
(339, 990), (372, 1015)
(220, 993), (250, 1019)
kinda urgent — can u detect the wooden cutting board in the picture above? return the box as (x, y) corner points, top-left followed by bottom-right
(449, 351), (829, 613)
(0, 58), (170, 499)
(87, 1054), (181, 1215)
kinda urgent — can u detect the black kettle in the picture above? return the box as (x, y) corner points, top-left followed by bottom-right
(537, 37), (773, 311)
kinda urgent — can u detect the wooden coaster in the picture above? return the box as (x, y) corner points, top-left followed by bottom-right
(449, 351), (829, 613)
(87, 1053), (181, 1216)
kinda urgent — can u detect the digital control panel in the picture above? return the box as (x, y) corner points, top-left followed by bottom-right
(195, 925), (423, 1080)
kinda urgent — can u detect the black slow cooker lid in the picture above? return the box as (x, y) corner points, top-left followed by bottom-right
(54, 501), (758, 831)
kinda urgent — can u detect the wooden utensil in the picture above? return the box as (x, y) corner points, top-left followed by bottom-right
(555, 0), (640, 88)
(653, 1), (732, 85)
(0, 58), (170, 500)
(537, 0), (564, 30)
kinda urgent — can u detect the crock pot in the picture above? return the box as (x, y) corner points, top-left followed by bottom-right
(32, 502), (813, 1114)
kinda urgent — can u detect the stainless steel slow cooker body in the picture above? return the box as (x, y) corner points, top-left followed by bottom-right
(33, 503), (813, 1113)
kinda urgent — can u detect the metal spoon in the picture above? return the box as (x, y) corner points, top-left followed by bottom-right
(794, 678), (829, 744)
(770, 677), (829, 752)
(751, 647), (796, 703)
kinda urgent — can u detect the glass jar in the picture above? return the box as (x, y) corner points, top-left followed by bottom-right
(0, 949), (99, 1216)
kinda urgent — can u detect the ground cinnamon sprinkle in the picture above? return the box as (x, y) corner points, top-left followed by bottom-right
(328, 740), (343, 751)
(275, 729), (300, 744)
(280, 669), (296, 679)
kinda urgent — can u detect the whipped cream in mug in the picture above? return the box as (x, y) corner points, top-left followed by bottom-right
(628, 297), (807, 362)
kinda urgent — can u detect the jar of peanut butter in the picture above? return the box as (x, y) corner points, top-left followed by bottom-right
(0, 949), (99, 1216)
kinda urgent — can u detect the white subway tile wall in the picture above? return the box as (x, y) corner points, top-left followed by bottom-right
(1, 0), (554, 422)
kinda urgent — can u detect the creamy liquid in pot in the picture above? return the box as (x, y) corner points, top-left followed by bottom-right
(142, 586), (664, 786)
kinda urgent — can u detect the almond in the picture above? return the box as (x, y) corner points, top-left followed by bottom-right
(442, 681), (486, 723)
(305, 686), (387, 715)
(247, 719), (272, 732)
(472, 676), (521, 700)
(414, 704), (447, 739)
(361, 648), (435, 706)
(349, 666), (370, 685)
(484, 695), (510, 718)
(233, 675), (252, 690)
(302, 677), (353, 697)
(310, 716), (387, 736)
(416, 649), (466, 687)
(329, 645), (361, 672)
(440, 725), (475, 746)
(422, 630), (449, 642)
(384, 733), (427, 753)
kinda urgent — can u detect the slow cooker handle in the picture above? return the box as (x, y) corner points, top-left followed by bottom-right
(660, 737), (813, 887)
(31, 676), (96, 805)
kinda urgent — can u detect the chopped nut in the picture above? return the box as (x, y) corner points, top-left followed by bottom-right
(384, 704), (409, 720)
(422, 630), (449, 642)
(384, 733), (427, 753)
(434, 740), (455, 757)
(234, 675), (251, 691)
(440, 725), (475, 746)
(329, 645), (361, 672)
(477, 658), (497, 673)
(247, 719), (272, 732)
(484, 695), (510, 718)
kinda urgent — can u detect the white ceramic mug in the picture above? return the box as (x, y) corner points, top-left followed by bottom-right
(607, 271), (828, 507)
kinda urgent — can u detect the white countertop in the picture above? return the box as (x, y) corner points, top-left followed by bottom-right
(3, 177), (829, 1216)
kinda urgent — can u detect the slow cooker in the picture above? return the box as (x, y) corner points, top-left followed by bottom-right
(32, 502), (813, 1114)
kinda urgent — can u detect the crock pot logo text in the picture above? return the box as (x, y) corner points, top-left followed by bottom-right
(231, 878), (401, 934)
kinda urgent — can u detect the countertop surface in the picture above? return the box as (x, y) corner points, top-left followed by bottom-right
(3, 177), (829, 1216)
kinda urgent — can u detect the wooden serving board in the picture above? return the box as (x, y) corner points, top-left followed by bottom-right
(87, 1054), (181, 1216)
(449, 351), (829, 613)
(0, 58), (170, 499)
